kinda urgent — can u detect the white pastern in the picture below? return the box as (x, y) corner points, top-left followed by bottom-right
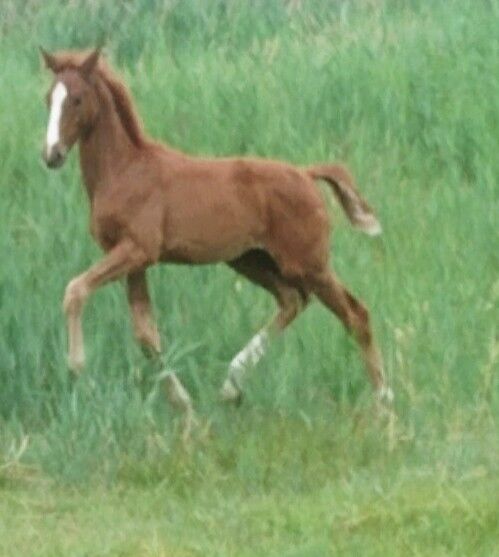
(377, 384), (394, 404)
(46, 82), (68, 155)
(220, 378), (241, 402)
(230, 330), (268, 372)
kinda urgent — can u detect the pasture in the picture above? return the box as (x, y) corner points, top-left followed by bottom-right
(0, 0), (498, 555)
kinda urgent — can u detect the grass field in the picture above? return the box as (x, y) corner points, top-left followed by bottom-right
(0, 0), (498, 555)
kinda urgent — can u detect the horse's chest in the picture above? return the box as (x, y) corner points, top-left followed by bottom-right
(91, 211), (123, 251)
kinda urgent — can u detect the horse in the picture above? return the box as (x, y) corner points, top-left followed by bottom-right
(41, 47), (393, 439)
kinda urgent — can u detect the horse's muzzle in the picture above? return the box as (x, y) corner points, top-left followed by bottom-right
(43, 143), (66, 169)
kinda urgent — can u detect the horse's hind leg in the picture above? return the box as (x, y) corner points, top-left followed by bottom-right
(307, 269), (393, 403)
(221, 250), (308, 403)
(127, 271), (195, 441)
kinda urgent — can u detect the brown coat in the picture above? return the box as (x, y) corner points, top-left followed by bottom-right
(41, 49), (392, 432)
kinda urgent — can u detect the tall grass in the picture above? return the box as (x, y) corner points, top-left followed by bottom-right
(0, 0), (498, 553)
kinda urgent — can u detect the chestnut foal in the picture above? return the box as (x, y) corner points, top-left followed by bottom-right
(41, 48), (392, 438)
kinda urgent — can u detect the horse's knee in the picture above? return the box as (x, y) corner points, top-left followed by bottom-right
(63, 278), (88, 315)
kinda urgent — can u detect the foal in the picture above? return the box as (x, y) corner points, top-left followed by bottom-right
(41, 48), (392, 437)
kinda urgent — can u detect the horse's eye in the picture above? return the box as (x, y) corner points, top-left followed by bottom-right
(73, 96), (82, 106)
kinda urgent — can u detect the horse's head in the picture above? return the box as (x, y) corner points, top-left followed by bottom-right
(41, 48), (101, 169)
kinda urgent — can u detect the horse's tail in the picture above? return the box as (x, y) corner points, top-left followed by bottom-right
(306, 164), (382, 236)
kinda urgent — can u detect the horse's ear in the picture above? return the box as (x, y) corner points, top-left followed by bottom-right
(40, 47), (61, 73)
(80, 48), (101, 78)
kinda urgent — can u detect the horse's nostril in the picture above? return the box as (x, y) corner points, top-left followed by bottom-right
(45, 149), (65, 169)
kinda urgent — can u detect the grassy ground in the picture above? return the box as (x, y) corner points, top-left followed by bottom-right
(2, 464), (498, 556)
(0, 0), (498, 555)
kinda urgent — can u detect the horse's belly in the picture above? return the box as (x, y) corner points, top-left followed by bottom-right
(162, 213), (263, 264)
(161, 244), (254, 264)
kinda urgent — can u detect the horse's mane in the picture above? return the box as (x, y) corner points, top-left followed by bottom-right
(52, 51), (146, 147)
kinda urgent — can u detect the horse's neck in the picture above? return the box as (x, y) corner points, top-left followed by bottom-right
(78, 87), (137, 201)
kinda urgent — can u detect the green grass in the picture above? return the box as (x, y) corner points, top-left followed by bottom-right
(0, 0), (498, 555)
(2, 465), (498, 556)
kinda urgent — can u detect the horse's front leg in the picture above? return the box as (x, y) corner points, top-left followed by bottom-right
(63, 239), (148, 373)
(126, 271), (161, 357)
(126, 271), (195, 442)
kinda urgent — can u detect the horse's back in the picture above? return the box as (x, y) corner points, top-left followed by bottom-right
(114, 146), (330, 269)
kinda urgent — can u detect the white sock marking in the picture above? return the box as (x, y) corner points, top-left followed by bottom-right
(221, 330), (269, 401)
(230, 330), (268, 372)
(45, 82), (67, 156)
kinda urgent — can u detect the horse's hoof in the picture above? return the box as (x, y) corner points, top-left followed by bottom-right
(68, 356), (85, 377)
(374, 385), (395, 420)
(376, 385), (394, 404)
(220, 378), (243, 407)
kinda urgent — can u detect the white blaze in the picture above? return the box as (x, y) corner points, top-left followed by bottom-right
(45, 82), (67, 156)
